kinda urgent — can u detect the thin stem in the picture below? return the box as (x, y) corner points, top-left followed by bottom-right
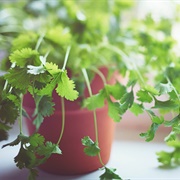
(57, 97), (65, 145)
(19, 94), (23, 134)
(82, 68), (104, 166)
(35, 32), (45, 51)
(62, 46), (71, 71)
(89, 67), (107, 86)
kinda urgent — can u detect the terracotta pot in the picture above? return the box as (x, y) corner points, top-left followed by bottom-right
(23, 67), (116, 175)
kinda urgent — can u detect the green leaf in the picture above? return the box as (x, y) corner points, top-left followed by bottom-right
(5, 67), (31, 90)
(29, 133), (44, 147)
(11, 32), (38, 51)
(37, 141), (62, 157)
(130, 103), (144, 116)
(156, 151), (173, 167)
(140, 123), (159, 142)
(164, 115), (180, 127)
(155, 82), (173, 95)
(33, 96), (55, 130)
(14, 145), (35, 169)
(120, 90), (134, 113)
(144, 85), (159, 95)
(151, 115), (164, 124)
(45, 62), (61, 75)
(105, 82), (126, 100)
(100, 167), (122, 180)
(107, 100), (121, 122)
(56, 71), (79, 101)
(81, 136), (100, 156)
(0, 97), (19, 124)
(83, 89), (105, 110)
(164, 131), (176, 142)
(153, 99), (179, 110)
(9, 48), (40, 67)
(45, 25), (72, 46)
(137, 89), (153, 103)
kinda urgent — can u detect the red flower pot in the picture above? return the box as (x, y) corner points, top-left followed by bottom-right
(23, 68), (116, 175)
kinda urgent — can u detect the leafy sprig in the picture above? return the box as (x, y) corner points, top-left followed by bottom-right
(2, 133), (61, 179)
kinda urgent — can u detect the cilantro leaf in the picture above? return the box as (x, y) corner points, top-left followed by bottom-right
(107, 100), (121, 122)
(130, 103), (144, 116)
(153, 99), (179, 110)
(83, 89), (105, 110)
(137, 89), (153, 103)
(81, 136), (100, 156)
(37, 141), (62, 157)
(105, 82), (126, 100)
(9, 48), (40, 67)
(100, 167), (122, 180)
(120, 90), (134, 113)
(5, 67), (31, 90)
(0, 95), (19, 124)
(155, 82), (173, 95)
(140, 123), (159, 142)
(56, 71), (79, 101)
(33, 96), (55, 130)
(45, 62), (61, 75)
(156, 139), (180, 168)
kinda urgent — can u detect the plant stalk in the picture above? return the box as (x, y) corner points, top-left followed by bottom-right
(57, 97), (65, 145)
(82, 68), (105, 166)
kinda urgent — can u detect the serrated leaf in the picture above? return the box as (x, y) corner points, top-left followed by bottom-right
(120, 90), (134, 113)
(37, 141), (62, 157)
(56, 71), (79, 101)
(154, 99), (179, 110)
(144, 85), (159, 95)
(130, 103), (144, 116)
(105, 82), (126, 100)
(82, 136), (100, 156)
(29, 133), (45, 147)
(107, 100), (121, 122)
(84, 89), (105, 110)
(137, 89), (153, 103)
(14, 145), (34, 169)
(45, 62), (61, 75)
(100, 167), (122, 180)
(11, 32), (38, 51)
(0, 97), (19, 124)
(5, 67), (31, 90)
(155, 82), (173, 95)
(9, 48), (40, 67)
(140, 123), (159, 142)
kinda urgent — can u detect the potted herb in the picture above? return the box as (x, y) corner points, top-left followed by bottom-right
(1, 0), (180, 180)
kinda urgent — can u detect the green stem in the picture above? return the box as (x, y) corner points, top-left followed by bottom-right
(35, 32), (45, 51)
(57, 97), (65, 145)
(82, 68), (105, 166)
(19, 94), (23, 134)
(62, 46), (71, 71)
(89, 67), (107, 86)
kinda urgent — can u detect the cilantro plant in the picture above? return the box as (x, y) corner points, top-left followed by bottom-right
(1, 0), (180, 180)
